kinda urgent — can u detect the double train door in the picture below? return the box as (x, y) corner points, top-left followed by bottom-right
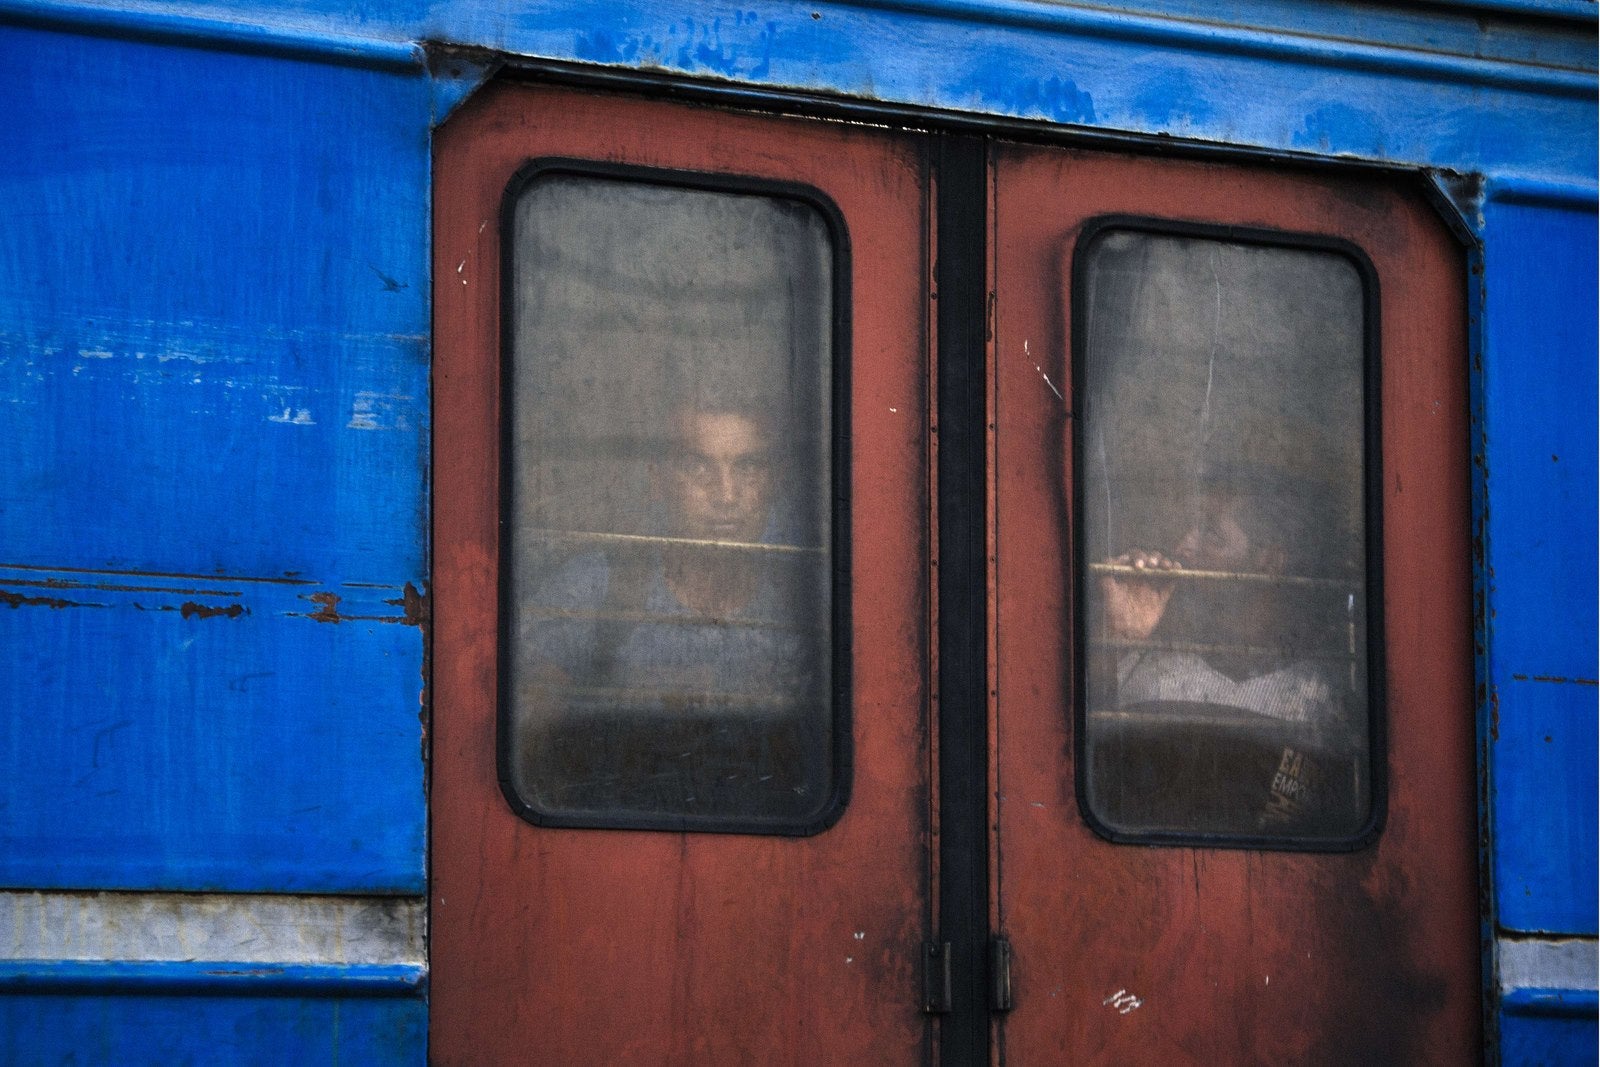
(432, 84), (1478, 1063)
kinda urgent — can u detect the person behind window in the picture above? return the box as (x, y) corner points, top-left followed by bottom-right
(1094, 467), (1354, 730)
(509, 401), (827, 818)
(1089, 466), (1365, 831)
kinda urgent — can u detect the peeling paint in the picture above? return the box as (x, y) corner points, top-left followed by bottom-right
(0, 890), (426, 967)
(0, 575), (239, 598)
(1510, 673), (1598, 686)
(304, 591), (344, 623)
(0, 563), (309, 587)
(1103, 988), (1143, 1014)
(348, 390), (415, 431)
(1026, 339), (1064, 402)
(0, 588), (103, 610)
(296, 583), (428, 625)
(179, 601), (248, 620)
(387, 582), (431, 628)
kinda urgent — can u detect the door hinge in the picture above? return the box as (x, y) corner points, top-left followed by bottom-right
(989, 935), (1014, 1012)
(923, 941), (952, 1014)
(922, 938), (1013, 1014)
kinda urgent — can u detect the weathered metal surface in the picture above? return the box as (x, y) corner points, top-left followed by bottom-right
(0, 24), (430, 893)
(6, 0), (1594, 184)
(1499, 938), (1600, 1067)
(990, 146), (1479, 1060)
(0, 891), (424, 970)
(0, 0), (425, 68)
(1479, 189), (1599, 938)
(1500, 1009), (1600, 1067)
(0, 994), (425, 1065)
(430, 84), (932, 1063)
(1500, 936), (1600, 997)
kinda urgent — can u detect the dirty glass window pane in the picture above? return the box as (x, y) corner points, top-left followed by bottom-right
(1079, 227), (1374, 843)
(502, 171), (839, 833)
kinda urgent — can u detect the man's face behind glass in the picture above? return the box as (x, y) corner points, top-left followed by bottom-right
(665, 411), (775, 543)
(1173, 490), (1287, 576)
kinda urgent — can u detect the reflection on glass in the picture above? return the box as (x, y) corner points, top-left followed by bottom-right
(502, 172), (837, 830)
(1079, 227), (1373, 841)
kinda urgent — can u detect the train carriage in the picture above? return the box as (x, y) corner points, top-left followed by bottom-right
(0, 0), (1594, 1061)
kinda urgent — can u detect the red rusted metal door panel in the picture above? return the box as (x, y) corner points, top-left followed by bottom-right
(432, 86), (932, 1064)
(990, 145), (1478, 1062)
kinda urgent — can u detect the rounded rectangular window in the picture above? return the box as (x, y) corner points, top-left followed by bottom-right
(1075, 219), (1382, 848)
(499, 163), (847, 835)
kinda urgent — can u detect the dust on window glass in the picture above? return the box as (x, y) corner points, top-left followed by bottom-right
(501, 171), (840, 833)
(1078, 226), (1375, 844)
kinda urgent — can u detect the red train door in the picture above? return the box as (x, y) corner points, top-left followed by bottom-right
(989, 144), (1480, 1062)
(434, 88), (1479, 1064)
(431, 85), (933, 1063)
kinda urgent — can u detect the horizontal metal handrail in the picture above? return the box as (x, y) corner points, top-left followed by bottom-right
(524, 528), (824, 555)
(520, 604), (822, 631)
(1089, 562), (1354, 590)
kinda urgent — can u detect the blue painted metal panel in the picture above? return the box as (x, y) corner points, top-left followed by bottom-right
(0, 993), (425, 1065)
(5, 0), (1595, 182)
(0, 576), (424, 891)
(1501, 997), (1600, 1067)
(10, 0), (1595, 73)
(2, 24), (429, 581)
(1492, 677), (1600, 933)
(1482, 194), (1599, 937)
(413, 0), (1594, 179)
(0, 0), (425, 66)
(0, 25), (429, 891)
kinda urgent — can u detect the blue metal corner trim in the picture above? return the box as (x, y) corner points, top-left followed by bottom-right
(1486, 175), (1600, 208)
(1502, 987), (1600, 1018)
(0, 0), (425, 70)
(0, 960), (427, 996)
(429, 47), (499, 126)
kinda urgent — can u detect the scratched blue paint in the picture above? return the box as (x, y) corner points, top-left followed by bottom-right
(1, 25), (430, 582)
(419, 0), (1594, 180)
(0, 580), (424, 891)
(1129, 68), (1215, 129)
(7, 0), (1592, 180)
(0, 25), (428, 891)
(1482, 195), (1600, 937)
(11, 0), (1596, 69)
(0, 993), (425, 1066)
(1290, 102), (1385, 155)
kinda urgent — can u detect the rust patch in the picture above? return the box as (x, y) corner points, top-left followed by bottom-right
(1489, 685), (1500, 741)
(1510, 673), (1598, 686)
(2, 575), (240, 597)
(0, 588), (101, 610)
(292, 585), (431, 625)
(306, 591), (343, 623)
(0, 561), (313, 586)
(416, 580), (433, 792)
(387, 581), (431, 627)
(179, 601), (247, 620)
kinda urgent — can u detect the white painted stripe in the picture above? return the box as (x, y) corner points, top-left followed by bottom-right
(0, 891), (425, 968)
(1500, 937), (1598, 993)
